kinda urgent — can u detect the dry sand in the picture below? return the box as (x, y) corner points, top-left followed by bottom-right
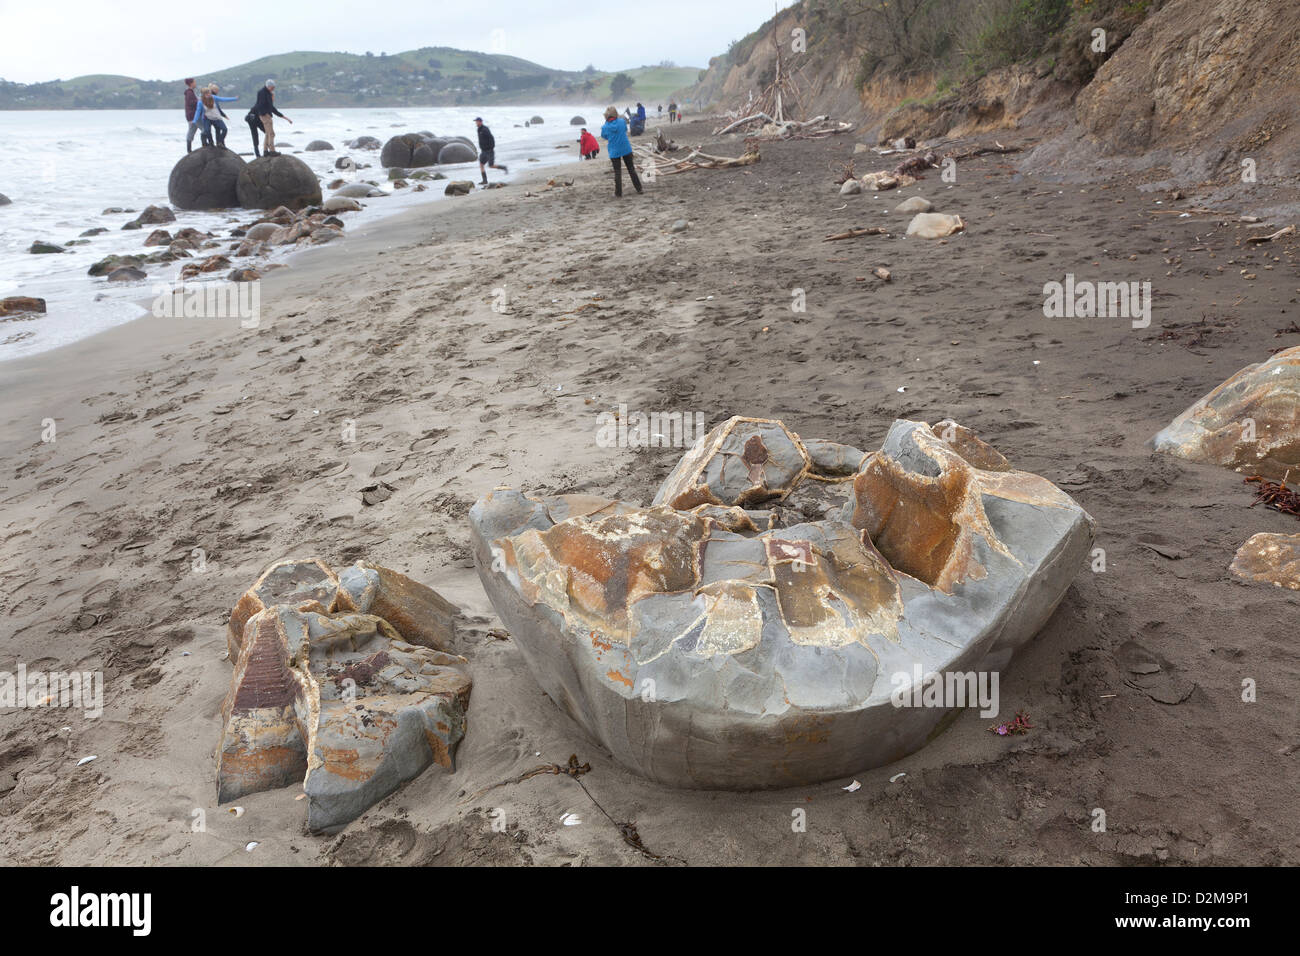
(2, 120), (1299, 865)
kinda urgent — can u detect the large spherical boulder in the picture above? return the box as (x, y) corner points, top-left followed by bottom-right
(305, 140), (334, 151)
(168, 148), (248, 209)
(380, 133), (423, 168)
(529, 115), (544, 124)
(438, 142), (476, 164)
(448, 135), (474, 147)
(410, 143), (438, 167)
(569, 115), (586, 125)
(236, 154), (322, 211)
(0, 193), (11, 205)
(349, 135), (382, 150)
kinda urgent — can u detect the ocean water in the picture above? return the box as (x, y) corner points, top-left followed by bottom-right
(0, 105), (596, 361)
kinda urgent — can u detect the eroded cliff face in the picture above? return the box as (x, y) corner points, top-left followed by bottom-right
(687, 0), (1300, 184)
(1075, 0), (1300, 163)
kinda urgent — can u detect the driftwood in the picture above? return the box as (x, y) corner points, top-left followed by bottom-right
(822, 227), (887, 242)
(1246, 224), (1296, 243)
(945, 142), (1023, 161)
(652, 129), (679, 153)
(717, 112), (774, 135)
(637, 144), (761, 175)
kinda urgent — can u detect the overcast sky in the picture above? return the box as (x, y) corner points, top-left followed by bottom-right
(0, 0), (798, 83)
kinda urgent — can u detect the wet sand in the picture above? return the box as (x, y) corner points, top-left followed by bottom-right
(2, 120), (1298, 864)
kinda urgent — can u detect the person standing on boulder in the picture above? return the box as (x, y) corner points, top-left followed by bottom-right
(184, 78), (202, 152)
(200, 84), (238, 148)
(473, 117), (509, 186)
(254, 79), (292, 157)
(600, 106), (641, 198)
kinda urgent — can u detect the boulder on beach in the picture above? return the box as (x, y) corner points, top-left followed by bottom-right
(0, 296), (45, 316)
(143, 229), (173, 246)
(570, 115), (586, 125)
(387, 167), (408, 181)
(1230, 533), (1300, 590)
(333, 183), (384, 198)
(28, 241), (64, 254)
(438, 142), (476, 165)
(469, 416), (1093, 790)
(88, 254), (144, 276)
(530, 115), (544, 124)
(906, 212), (964, 238)
(381, 133), (432, 168)
(305, 140), (334, 151)
(1151, 344), (1300, 480)
(839, 179), (861, 196)
(228, 268), (261, 282)
(134, 204), (176, 225)
(242, 222), (280, 242)
(410, 143), (437, 167)
(895, 195), (933, 214)
(349, 135), (381, 150)
(107, 266), (147, 282)
(235, 154), (322, 211)
(168, 148), (247, 210)
(80, 227), (108, 237)
(322, 196), (363, 213)
(0, 193), (11, 206)
(334, 156), (356, 171)
(218, 558), (467, 831)
(444, 181), (475, 196)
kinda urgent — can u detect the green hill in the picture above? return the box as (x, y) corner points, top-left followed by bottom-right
(0, 49), (702, 109)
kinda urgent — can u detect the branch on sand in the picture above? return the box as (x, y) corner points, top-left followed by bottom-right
(635, 144), (761, 175)
(823, 227), (888, 242)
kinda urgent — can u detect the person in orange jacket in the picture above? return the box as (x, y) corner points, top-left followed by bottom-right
(577, 127), (600, 160)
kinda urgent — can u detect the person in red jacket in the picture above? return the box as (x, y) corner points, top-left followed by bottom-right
(577, 128), (599, 160)
(184, 78), (200, 153)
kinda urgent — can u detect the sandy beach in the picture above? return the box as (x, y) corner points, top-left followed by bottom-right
(2, 117), (1299, 866)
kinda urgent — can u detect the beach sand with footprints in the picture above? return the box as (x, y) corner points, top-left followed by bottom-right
(2, 119), (1299, 864)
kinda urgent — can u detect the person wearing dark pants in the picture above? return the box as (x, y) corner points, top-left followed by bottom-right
(473, 117), (509, 185)
(244, 110), (265, 156)
(600, 106), (641, 197)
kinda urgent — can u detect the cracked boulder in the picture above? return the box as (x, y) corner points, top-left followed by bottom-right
(218, 560), (467, 829)
(470, 416), (1093, 789)
(1151, 345), (1300, 480)
(1230, 533), (1300, 590)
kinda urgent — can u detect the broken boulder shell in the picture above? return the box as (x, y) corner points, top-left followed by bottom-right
(218, 558), (466, 830)
(1230, 532), (1300, 590)
(469, 416), (1093, 789)
(906, 213), (965, 238)
(1151, 345), (1300, 480)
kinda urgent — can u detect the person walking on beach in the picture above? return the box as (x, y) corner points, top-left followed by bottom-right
(473, 117), (509, 186)
(253, 79), (292, 156)
(668, 100), (677, 123)
(600, 106), (641, 197)
(577, 127), (599, 160)
(184, 78), (202, 152)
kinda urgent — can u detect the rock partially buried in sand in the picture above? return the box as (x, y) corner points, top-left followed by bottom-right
(332, 183), (384, 198)
(1151, 345), (1300, 480)
(236, 154), (322, 211)
(349, 135), (382, 150)
(895, 195), (933, 214)
(322, 196), (363, 213)
(570, 115), (587, 125)
(168, 147), (246, 210)
(906, 212), (964, 238)
(1230, 533), (1300, 590)
(469, 416), (1093, 789)
(305, 140), (334, 151)
(444, 181), (475, 196)
(840, 179), (862, 196)
(28, 241), (63, 254)
(134, 204), (176, 226)
(530, 115), (544, 124)
(0, 192), (10, 205)
(380, 133), (438, 168)
(218, 558), (468, 830)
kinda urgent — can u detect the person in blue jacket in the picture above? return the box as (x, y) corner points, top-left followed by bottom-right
(600, 106), (642, 198)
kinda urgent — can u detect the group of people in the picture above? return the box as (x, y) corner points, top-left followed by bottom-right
(184, 78), (292, 157)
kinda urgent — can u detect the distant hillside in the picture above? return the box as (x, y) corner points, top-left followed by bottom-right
(0, 48), (701, 109)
